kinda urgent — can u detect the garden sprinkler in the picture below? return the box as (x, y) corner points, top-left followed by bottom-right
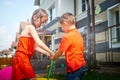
(47, 60), (54, 80)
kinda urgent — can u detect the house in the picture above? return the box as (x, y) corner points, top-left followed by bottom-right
(34, 0), (120, 65)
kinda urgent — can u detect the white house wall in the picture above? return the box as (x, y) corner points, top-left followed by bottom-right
(40, 0), (74, 17)
(56, 0), (74, 16)
(39, 0), (55, 10)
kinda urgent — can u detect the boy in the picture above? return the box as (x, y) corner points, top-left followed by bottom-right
(51, 13), (87, 80)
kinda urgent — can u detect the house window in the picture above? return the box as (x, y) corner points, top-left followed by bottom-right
(115, 11), (120, 42)
(82, 0), (86, 12)
(77, 0), (87, 15)
(108, 3), (120, 48)
(49, 8), (52, 21)
(49, 6), (56, 21)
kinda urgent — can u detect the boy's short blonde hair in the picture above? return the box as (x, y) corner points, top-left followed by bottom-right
(60, 12), (75, 25)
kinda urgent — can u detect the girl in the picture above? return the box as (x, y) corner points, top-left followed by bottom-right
(12, 8), (53, 80)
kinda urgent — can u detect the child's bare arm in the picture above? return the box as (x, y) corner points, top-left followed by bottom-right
(35, 44), (51, 56)
(28, 25), (53, 56)
(51, 50), (63, 60)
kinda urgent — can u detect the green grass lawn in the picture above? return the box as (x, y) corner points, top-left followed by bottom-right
(82, 70), (120, 80)
(46, 70), (120, 80)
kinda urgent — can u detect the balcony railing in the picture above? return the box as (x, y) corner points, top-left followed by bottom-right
(95, 24), (120, 63)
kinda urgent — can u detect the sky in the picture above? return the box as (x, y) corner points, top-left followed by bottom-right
(0, 0), (38, 51)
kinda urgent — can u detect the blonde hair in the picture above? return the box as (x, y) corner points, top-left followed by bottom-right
(31, 8), (48, 26)
(60, 12), (75, 25)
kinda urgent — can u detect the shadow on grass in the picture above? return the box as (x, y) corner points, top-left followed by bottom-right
(82, 70), (120, 80)
(44, 70), (120, 80)
(44, 73), (66, 80)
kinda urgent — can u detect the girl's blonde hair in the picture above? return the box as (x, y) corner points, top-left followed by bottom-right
(31, 8), (48, 26)
(60, 12), (75, 25)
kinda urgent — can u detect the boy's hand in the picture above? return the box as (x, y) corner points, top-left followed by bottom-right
(49, 51), (54, 56)
(50, 50), (63, 60)
(50, 55), (55, 60)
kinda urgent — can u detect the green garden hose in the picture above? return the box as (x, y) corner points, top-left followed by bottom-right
(47, 60), (54, 80)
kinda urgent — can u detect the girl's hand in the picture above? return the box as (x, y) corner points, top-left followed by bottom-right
(50, 55), (55, 60)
